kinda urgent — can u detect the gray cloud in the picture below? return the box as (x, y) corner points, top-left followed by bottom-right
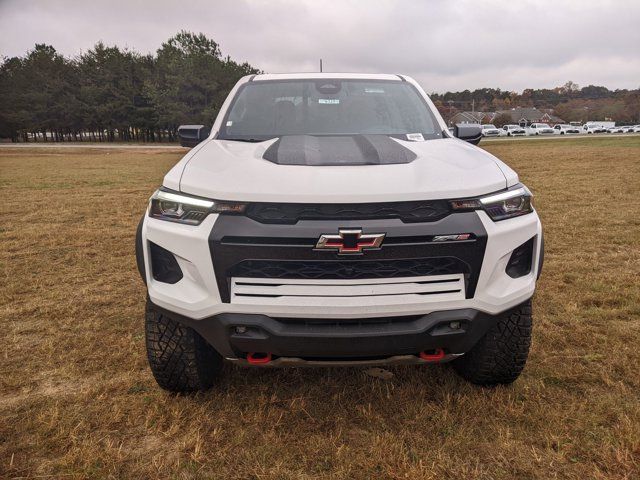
(1, 0), (639, 92)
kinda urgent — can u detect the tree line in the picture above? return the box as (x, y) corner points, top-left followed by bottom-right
(431, 81), (640, 125)
(2, 33), (639, 142)
(0, 31), (259, 142)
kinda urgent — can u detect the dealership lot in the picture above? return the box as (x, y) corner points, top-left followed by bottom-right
(484, 132), (640, 142)
(1, 137), (639, 479)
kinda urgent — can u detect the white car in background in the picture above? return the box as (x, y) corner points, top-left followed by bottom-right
(606, 126), (624, 134)
(553, 124), (581, 135)
(481, 124), (501, 137)
(583, 124), (606, 134)
(632, 125), (640, 133)
(502, 124), (527, 136)
(528, 123), (555, 135)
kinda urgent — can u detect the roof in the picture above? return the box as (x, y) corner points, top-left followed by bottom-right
(450, 111), (490, 123)
(252, 72), (404, 81)
(495, 107), (564, 124)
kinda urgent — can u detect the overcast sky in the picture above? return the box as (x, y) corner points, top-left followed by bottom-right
(1, 0), (639, 93)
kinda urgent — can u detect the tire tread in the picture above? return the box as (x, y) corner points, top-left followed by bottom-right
(145, 302), (222, 392)
(453, 300), (532, 386)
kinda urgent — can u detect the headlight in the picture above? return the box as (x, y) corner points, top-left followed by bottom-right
(450, 185), (533, 221)
(149, 189), (246, 225)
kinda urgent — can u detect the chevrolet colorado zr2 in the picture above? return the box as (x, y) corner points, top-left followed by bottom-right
(135, 73), (543, 392)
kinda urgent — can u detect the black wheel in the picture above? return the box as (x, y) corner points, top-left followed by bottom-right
(145, 301), (223, 392)
(453, 300), (532, 386)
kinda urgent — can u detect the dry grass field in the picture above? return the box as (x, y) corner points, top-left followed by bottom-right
(1, 137), (639, 479)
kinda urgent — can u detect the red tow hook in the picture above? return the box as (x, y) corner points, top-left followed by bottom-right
(419, 348), (446, 362)
(247, 352), (272, 365)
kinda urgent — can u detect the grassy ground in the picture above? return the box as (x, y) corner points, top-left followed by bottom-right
(1, 138), (639, 479)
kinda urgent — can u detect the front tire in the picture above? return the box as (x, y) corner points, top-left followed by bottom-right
(145, 301), (223, 392)
(453, 300), (532, 386)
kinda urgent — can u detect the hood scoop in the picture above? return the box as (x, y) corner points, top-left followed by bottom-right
(262, 134), (417, 166)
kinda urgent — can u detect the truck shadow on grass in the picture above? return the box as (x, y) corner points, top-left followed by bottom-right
(185, 362), (503, 406)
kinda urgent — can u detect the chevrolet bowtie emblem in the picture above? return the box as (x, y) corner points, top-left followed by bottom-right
(315, 228), (385, 254)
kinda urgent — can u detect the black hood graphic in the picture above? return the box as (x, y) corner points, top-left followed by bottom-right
(262, 134), (417, 166)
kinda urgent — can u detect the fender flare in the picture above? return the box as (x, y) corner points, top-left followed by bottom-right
(135, 214), (146, 284)
(537, 233), (544, 280)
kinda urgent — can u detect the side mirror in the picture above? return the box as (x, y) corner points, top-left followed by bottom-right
(178, 125), (211, 147)
(453, 123), (482, 145)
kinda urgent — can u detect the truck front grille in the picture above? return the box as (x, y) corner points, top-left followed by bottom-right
(229, 257), (466, 280)
(244, 200), (451, 224)
(209, 212), (487, 303)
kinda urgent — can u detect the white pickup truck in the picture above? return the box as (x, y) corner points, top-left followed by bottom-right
(135, 73), (543, 392)
(528, 123), (555, 135)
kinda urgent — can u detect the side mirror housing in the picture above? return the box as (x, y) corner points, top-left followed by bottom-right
(178, 125), (211, 147)
(453, 124), (482, 145)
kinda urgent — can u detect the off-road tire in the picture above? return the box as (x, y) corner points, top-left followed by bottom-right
(145, 301), (223, 392)
(453, 300), (532, 386)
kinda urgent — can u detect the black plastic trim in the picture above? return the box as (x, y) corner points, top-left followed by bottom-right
(537, 232), (544, 280)
(149, 242), (183, 284)
(135, 215), (146, 284)
(243, 198), (452, 224)
(506, 236), (535, 278)
(148, 300), (533, 360)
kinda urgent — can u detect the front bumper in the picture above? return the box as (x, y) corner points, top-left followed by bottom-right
(140, 209), (542, 321)
(151, 302), (515, 362)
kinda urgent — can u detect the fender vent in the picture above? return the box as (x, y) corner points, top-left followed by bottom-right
(506, 237), (534, 278)
(149, 242), (183, 284)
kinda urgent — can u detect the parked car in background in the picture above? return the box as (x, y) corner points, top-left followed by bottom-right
(503, 124), (527, 136)
(553, 124), (581, 135)
(633, 125), (640, 133)
(584, 121), (615, 130)
(621, 126), (635, 133)
(481, 124), (501, 137)
(583, 124), (607, 134)
(606, 126), (624, 134)
(528, 123), (555, 135)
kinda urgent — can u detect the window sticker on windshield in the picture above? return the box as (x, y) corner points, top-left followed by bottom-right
(364, 88), (385, 94)
(226, 121), (233, 126)
(318, 99), (340, 104)
(406, 133), (424, 141)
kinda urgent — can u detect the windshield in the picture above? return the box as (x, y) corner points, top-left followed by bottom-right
(218, 79), (442, 141)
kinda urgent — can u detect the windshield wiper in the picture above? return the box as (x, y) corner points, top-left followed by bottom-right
(221, 138), (265, 143)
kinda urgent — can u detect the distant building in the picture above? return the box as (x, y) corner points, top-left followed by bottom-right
(448, 111), (491, 125)
(449, 107), (564, 126)
(493, 107), (564, 126)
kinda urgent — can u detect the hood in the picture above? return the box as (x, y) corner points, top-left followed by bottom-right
(173, 136), (516, 203)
